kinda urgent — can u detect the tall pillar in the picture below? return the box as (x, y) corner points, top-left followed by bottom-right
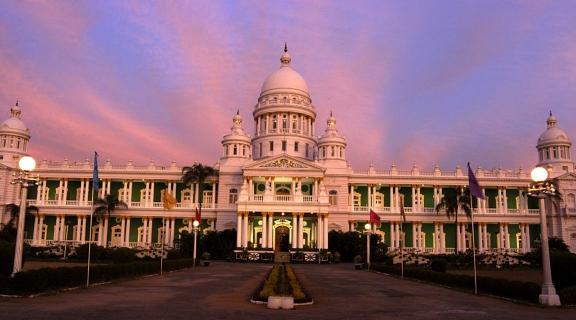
(125, 217), (131, 246)
(150, 181), (155, 207)
(268, 213), (274, 249)
(291, 213), (298, 249)
(298, 213), (304, 249)
(323, 215), (329, 249)
(262, 213), (268, 248)
(317, 215), (323, 249)
(236, 214), (242, 247)
(212, 183), (217, 208)
(367, 185), (372, 209)
(390, 222), (396, 249)
(103, 217), (109, 247)
(243, 213), (249, 248)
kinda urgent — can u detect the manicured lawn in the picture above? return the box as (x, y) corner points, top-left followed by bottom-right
(448, 268), (542, 284)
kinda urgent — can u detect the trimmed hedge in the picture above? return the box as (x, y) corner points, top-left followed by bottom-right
(371, 264), (540, 303)
(0, 259), (193, 295)
(559, 285), (576, 305)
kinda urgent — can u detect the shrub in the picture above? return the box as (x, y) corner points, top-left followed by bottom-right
(430, 258), (448, 273)
(550, 251), (576, 290)
(559, 285), (576, 305)
(110, 247), (136, 264)
(0, 240), (15, 276)
(371, 264), (540, 303)
(0, 259), (193, 295)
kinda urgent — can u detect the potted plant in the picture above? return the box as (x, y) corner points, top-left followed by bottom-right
(201, 251), (211, 266)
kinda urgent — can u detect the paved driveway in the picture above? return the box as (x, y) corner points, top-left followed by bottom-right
(0, 262), (574, 320)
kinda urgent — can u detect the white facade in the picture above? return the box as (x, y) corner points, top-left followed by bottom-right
(1, 48), (576, 253)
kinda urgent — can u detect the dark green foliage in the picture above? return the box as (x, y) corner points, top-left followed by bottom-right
(179, 229), (236, 260)
(430, 258), (448, 272)
(559, 285), (576, 305)
(74, 244), (108, 261)
(550, 251), (576, 290)
(371, 264), (540, 302)
(93, 194), (127, 222)
(110, 247), (136, 264)
(0, 224), (17, 242)
(328, 230), (381, 262)
(0, 259), (193, 295)
(548, 237), (570, 252)
(0, 240), (15, 276)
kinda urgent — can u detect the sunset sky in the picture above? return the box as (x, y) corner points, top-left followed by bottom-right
(0, 1), (574, 171)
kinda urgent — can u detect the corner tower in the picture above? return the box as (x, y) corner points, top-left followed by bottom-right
(252, 45), (317, 161)
(536, 112), (574, 177)
(318, 112), (348, 168)
(0, 101), (30, 165)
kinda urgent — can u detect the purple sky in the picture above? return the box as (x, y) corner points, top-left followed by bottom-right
(0, 1), (574, 171)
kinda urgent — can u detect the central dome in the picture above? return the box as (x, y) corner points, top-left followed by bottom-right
(260, 48), (310, 98)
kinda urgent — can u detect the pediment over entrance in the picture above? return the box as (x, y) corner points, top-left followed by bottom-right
(243, 154), (325, 177)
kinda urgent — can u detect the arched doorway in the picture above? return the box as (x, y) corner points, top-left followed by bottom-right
(275, 226), (290, 252)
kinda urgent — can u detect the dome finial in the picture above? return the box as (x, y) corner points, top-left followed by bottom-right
(236, 109), (239, 115)
(547, 111), (557, 129)
(15, 100), (18, 107)
(280, 44), (291, 65)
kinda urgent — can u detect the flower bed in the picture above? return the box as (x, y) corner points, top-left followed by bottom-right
(251, 264), (313, 305)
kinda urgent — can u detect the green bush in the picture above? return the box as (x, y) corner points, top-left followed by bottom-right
(550, 251), (576, 290)
(0, 259), (193, 295)
(371, 264), (540, 302)
(559, 285), (576, 305)
(110, 247), (136, 264)
(0, 240), (15, 276)
(430, 258), (448, 272)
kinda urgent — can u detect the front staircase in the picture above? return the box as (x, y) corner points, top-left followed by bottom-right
(274, 252), (291, 263)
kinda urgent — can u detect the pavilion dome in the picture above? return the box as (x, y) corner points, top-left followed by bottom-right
(260, 46), (310, 98)
(537, 112), (571, 147)
(0, 103), (29, 135)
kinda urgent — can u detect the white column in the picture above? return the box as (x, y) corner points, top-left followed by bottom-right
(323, 215), (329, 249)
(32, 214), (39, 244)
(503, 188), (508, 213)
(195, 183), (199, 205)
(367, 185), (372, 209)
(236, 214), (242, 247)
(390, 222), (396, 249)
(60, 216), (66, 241)
(54, 216), (61, 241)
(79, 179), (85, 205)
(291, 214), (298, 249)
(128, 181), (133, 207)
(262, 213), (268, 248)
(57, 180), (63, 205)
(412, 223), (417, 248)
(63, 180), (69, 204)
(317, 215), (323, 249)
(242, 213), (249, 248)
(103, 217), (109, 247)
(79, 216), (85, 243)
(298, 214), (304, 249)
(150, 181), (155, 207)
(504, 224), (510, 249)
(268, 213), (274, 249)
(125, 217), (131, 246)
(36, 179), (42, 203)
(120, 217), (126, 246)
(212, 182), (216, 208)
(148, 217), (154, 244)
(350, 185), (355, 207)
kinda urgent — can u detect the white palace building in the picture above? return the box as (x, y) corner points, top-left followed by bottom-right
(1, 48), (576, 254)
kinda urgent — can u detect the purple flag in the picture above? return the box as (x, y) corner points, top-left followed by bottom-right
(468, 162), (484, 199)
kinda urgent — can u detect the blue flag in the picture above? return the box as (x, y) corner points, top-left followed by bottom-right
(93, 152), (99, 196)
(468, 162), (484, 199)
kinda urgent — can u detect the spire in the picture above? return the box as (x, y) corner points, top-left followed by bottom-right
(10, 100), (22, 119)
(236, 109), (240, 115)
(547, 110), (557, 129)
(280, 43), (291, 65)
(15, 100), (18, 107)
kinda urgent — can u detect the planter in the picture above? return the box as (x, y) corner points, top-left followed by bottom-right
(354, 263), (363, 270)
(267, 296), (294, 309)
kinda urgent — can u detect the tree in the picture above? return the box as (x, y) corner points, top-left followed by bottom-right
(181, 162), (219, 220)
(435, 187), (471, 254)
(93, 194), (127, 223)
(0, 204), (39, 242)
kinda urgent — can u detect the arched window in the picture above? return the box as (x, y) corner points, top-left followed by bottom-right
(272, 114), (277, 130)
(329, 190), (338, 206)
(331, 146), (335, 157)
(229, 188), (238, 204)
(567, 193), (576, 213)
(242, 145), (246, 156)
(233, 144), (238, 155)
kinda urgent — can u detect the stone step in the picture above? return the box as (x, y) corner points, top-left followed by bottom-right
(274, 252), (291, 263)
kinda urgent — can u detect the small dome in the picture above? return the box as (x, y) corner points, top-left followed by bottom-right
(260, 47), (310, 98)
(537, 112), (571, 147)
(0, 103), (28, 133)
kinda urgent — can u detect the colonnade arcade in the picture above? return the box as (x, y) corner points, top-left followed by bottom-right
(236, 211), (329, 251)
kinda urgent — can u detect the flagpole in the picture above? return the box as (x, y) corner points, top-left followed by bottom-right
(470, 194), (478, 295)
(86, 190), (94, 288)
(160, 214), (165, 275)
(400, 219), (404, 279)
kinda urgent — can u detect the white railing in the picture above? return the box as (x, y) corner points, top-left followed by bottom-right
(250, 195), (264, 201)
(303, 195), (314, 202)
(353, 206), (368, 212)
(131, 202), (141, 207)
(65, 200), (79, 206)
(274, 195), (293, 202)
(528, 209), (540, 214)
(46, 200), (58, 205)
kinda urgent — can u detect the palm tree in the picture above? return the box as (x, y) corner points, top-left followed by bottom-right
(435, 187), (472, 253)
(1, 204), (39, 242)
(93, 194), (127, 223)
(181, 163), (219, 221)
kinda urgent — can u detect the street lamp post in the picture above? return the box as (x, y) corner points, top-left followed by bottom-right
(11, 156), (38, 277)
(528, 167), (561, 306)
(364, 223), (371, 270)
(192, 220), (200, 270)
